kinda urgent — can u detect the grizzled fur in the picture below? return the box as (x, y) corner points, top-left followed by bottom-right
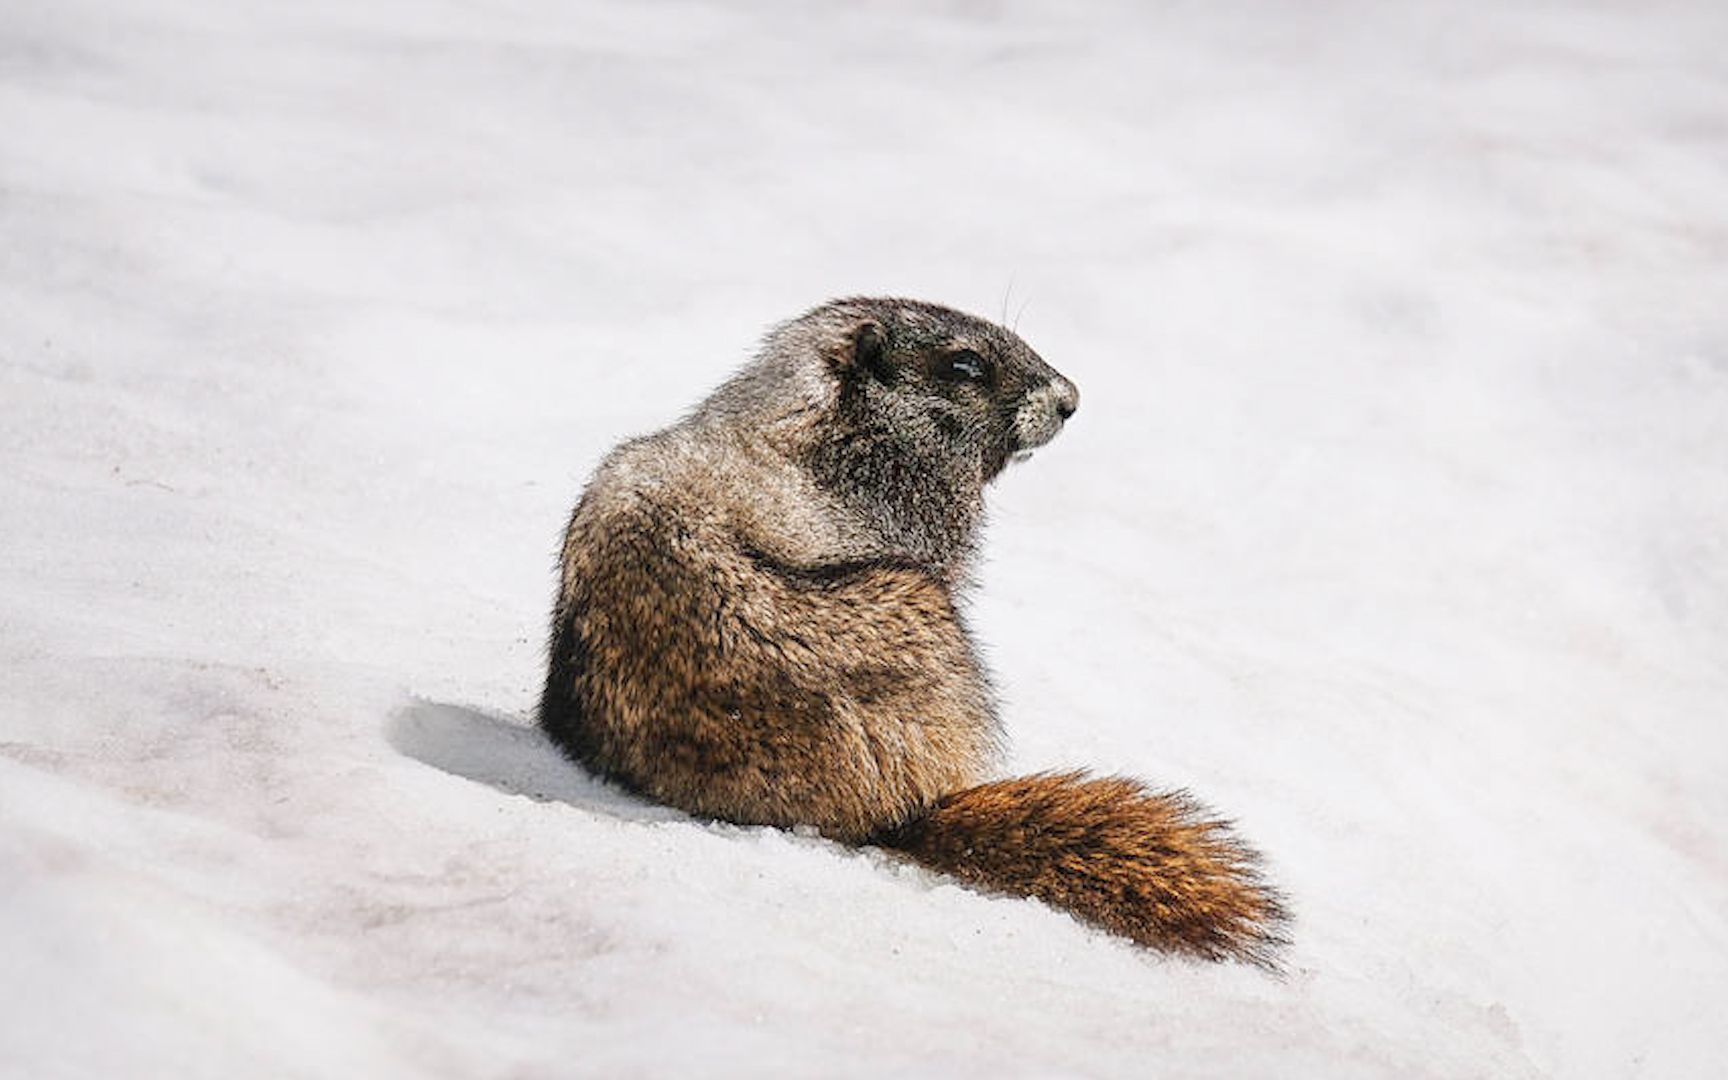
(880, 772), (1288, 966)
(540, 297), (1287, 965)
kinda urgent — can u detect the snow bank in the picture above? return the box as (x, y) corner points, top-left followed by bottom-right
(3, 0), (1726, 1076)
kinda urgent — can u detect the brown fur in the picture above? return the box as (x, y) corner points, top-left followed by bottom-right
(878, 772), (1288, 966)
(540, 297), (1288, 965)
(547, 487), (995, 842)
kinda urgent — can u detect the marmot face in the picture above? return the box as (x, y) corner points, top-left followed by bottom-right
(818, 298), (1079, 483)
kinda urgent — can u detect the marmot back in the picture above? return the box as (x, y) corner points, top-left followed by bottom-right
(540, 297), (1287, 965)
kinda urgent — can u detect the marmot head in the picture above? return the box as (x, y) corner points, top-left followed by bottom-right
(798, 297), (1079, 483)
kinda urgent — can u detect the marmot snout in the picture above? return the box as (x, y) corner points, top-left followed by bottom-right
(1012, 376), (1079, 457)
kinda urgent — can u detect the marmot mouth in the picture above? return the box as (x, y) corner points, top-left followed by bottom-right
(1011, 450), (1035, 465)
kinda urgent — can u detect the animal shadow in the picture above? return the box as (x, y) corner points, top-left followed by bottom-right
(386, 699), (685, 824)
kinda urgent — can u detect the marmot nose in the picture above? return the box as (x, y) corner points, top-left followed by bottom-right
(1052, 378), (1078, 420)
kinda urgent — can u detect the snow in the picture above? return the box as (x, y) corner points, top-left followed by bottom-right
(3, 0), (1726, 1075)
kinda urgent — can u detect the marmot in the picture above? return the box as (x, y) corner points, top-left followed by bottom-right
(540, 297), (1287, 966)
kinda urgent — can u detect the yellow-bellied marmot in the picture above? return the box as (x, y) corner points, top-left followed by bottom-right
(540, 297), (1287, 965)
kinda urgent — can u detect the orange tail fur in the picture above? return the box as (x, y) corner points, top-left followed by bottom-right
(875, 771), (1289, 968)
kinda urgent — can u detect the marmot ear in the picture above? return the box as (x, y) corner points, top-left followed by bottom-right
(837, 320), (892, 382)
(854, 321), (886, 370)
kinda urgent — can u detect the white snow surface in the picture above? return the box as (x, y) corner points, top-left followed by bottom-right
(3, 1), (1727, 1076)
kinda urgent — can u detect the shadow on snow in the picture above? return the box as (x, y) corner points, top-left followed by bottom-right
(385, 698), (685, 825)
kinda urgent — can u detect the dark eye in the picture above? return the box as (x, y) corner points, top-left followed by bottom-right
(939, 349), (991, 383)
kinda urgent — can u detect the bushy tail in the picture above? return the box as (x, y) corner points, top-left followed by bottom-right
(875, 771), (1289, 968)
